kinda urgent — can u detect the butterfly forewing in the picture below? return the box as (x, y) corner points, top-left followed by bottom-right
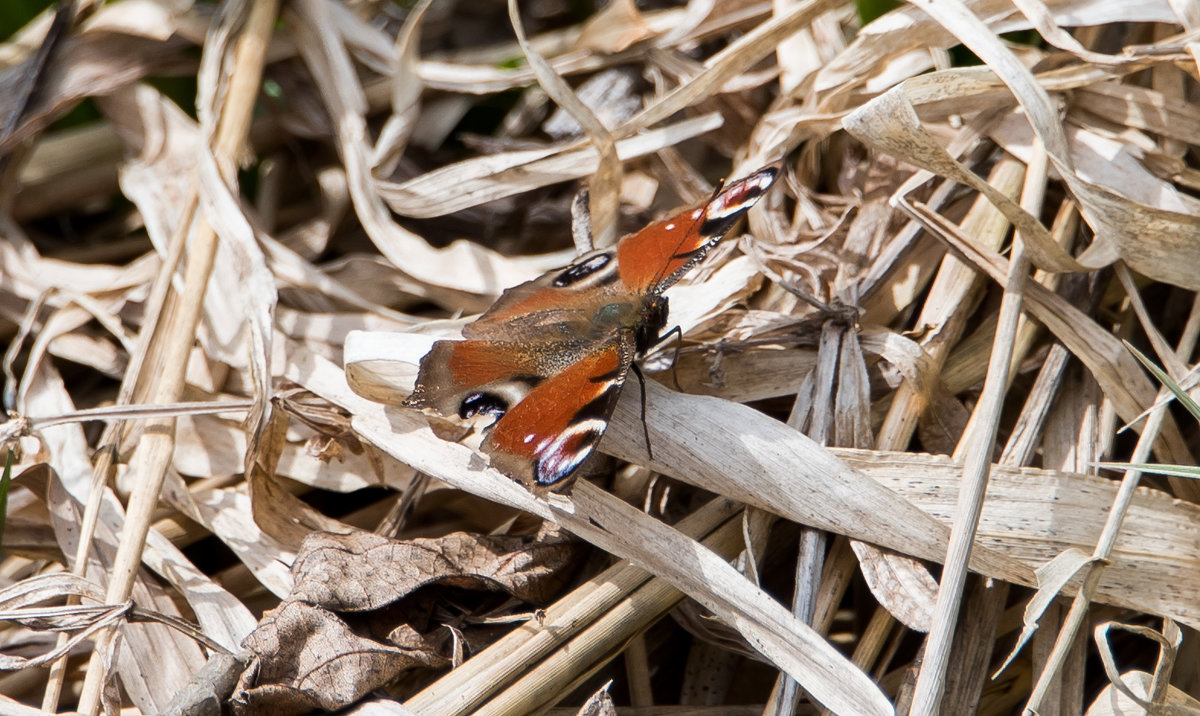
(462, 249), (626, 341)
(616, 164), (779, 295)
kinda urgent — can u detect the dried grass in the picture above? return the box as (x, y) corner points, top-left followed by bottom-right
(2, 0), (1200, 714)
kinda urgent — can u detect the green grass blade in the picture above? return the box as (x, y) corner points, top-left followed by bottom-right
(0, 449), (12, 553)
(1124, 341), (1200, 424)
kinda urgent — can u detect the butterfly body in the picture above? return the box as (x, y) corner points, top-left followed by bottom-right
(407, 164), (779, 491)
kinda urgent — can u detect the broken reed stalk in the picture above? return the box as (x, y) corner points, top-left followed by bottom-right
(73, 1), (282, 711)
(472, 516), (747, 716)
(1024, 290), (1200, 712)
(404, 497), (740, 715)
(911, 137), (1047, 712)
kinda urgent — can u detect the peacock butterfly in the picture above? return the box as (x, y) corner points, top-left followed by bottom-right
(406, 163), (780, 491)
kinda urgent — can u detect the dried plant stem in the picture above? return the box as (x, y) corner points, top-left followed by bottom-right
(912, 139), (1047, 714)
(40, 195), (194, 713)
(30, 400), (254, 430)
(473, 516), (747, 715)
(1024, 289), (1200, 714)
(876, 158), (1026, 450)
(405, 498), (740, 715)
(939, 201), (1076, 711)
(623, 634), (653, 707)
(911, 237), (1028, 713)
(73, 2), (281, 712)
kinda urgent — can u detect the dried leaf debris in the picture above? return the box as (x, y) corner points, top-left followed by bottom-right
(232, 526), (578, 714)
(1, 0), (1200, 714)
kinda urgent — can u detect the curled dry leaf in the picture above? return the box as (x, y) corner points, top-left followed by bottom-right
(290, 524), (581, 610)
(234, 524), (579, 714)
(233, 600), (446, 715)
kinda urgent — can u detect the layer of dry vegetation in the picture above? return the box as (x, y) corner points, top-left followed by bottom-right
(2, 0), (1200, 714)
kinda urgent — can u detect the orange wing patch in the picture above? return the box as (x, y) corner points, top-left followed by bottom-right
(484, 336), (632, 489)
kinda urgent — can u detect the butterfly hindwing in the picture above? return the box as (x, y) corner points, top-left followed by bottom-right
(406, 337), (591, 418)
(483, 334), (634, 490)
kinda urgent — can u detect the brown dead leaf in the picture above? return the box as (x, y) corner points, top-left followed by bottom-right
(233, 524), (578, 713)
(232, 600), (445, 715)
(290, 524), (580, 611)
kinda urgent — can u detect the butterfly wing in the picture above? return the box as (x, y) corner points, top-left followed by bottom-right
(407, 245), (634, 424)
(616, 164), (780, 295)
(462, 249), (629, 342)
(406, 332), (634, 490)
(406, 338), (554, 419)
(482, 333), (634, 490)
(407, 246), (638, 489)
(407, 163), (781, 491)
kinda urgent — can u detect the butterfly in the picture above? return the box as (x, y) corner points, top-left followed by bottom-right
(406, 164), (780, 491)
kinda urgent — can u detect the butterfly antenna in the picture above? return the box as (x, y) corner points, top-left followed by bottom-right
(650, 178), (727, 289)
(629, 362), (654, 461)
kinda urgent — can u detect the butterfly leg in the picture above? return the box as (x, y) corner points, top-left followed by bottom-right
(629, 361), (654, 461)
(653, 324), (686, 392)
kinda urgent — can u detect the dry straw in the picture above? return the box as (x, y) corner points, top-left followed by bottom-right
(1, 0), (1200, 714)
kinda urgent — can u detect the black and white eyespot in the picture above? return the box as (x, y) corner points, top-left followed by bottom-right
(459, 392), (509, 419)
(699, 166), (778, 237)
(552, 251), (615, 288)
(533, 419), (608, 487)
(458, 375), (544, 420)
